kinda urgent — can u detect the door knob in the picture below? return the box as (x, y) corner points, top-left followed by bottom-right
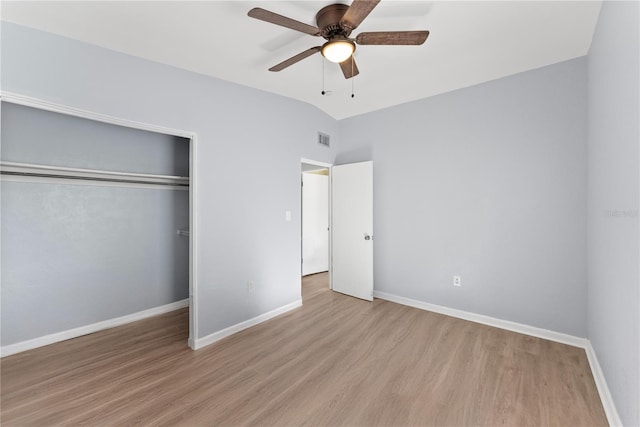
(364, 234), (372, 241)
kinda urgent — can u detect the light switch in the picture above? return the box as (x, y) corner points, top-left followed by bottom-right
(285, 210), (292, 222)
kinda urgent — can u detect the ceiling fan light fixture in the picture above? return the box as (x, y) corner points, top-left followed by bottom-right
(248, 1), (430, 80)
(321, 38), (355, 63)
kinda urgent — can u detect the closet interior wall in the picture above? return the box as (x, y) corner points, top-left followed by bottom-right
(0, 102), (190, 347)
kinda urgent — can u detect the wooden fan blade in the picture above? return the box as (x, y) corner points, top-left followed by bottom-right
(248, 8), (320, 36)
(269, 47), (322, 72)
(356, 30), (430, 45)
(340, 0), (381, 33)
(339, 57), (360, 79)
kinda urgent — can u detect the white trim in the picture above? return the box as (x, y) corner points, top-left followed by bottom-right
(373, 290), (587, 348)
(188, 135), (199, 349)
(0, 299), (189, 358)
(193, 299), (302, 350)
(375, 290), (623, 426)
(585, 342), (623, 427)
(1, 91), (194, 138)
(301, 158), (333, 169)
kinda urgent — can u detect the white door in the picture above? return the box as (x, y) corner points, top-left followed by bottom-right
(331, 161), (373, 301)
(302, 172), (329, 275)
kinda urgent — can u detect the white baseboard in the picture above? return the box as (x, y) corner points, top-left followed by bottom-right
(373, 291), (587, 348)
(374, 290), (624, 427)
(193, 299), (302, 350)
(1, 299), (189, 358)
(585, 342), (623, 427)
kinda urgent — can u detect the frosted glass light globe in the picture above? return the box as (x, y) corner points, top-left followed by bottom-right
(322, 39), (355, 63)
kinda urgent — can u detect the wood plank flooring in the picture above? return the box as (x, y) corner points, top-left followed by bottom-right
(1, 273), (607, 426)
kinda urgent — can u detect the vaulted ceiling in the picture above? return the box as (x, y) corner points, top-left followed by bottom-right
(1, 1), (602, 119)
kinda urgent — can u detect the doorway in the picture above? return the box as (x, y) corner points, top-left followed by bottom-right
(299, 159), (375, 302)
(301, 159), (332, 293)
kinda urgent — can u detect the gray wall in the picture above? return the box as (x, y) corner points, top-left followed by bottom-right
(1, 103), (190, 346)
(2, 103), (190, 176)
(1, 182), (189, 345)
(338, 57), (588, 337)
(3, 17), (638, 424)
(587, 1), (639, 425)
(0, 22), (338, 343)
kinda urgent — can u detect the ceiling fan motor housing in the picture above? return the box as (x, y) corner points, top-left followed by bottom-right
(316, 4), (351, 38)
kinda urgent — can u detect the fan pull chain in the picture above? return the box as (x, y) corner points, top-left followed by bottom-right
(321, 58), (326, 95)
(351, 57), (355, 98)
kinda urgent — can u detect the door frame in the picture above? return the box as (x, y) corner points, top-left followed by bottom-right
(301, 158), (333, 290)
(0, 91), (200, 350)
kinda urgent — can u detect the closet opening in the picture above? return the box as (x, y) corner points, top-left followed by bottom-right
(0, 96), (198, 356)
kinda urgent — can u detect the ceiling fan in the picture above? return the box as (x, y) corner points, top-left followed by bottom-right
(248, 0), (430, 79)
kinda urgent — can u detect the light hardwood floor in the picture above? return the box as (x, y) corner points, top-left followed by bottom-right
(1, 273), (607, 426)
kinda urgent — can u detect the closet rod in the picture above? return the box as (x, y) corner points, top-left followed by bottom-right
(0, 171), (189, 187)
(0, 161), (189, 186)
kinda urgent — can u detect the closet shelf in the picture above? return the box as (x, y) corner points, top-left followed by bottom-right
(0, 161), (189, 187)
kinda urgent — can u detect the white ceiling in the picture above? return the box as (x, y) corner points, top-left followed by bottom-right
(1, 1), (602, 120)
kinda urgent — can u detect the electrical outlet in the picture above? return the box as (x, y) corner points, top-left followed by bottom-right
(453, 276), (461, 287)
(247, 281), (254, 292)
